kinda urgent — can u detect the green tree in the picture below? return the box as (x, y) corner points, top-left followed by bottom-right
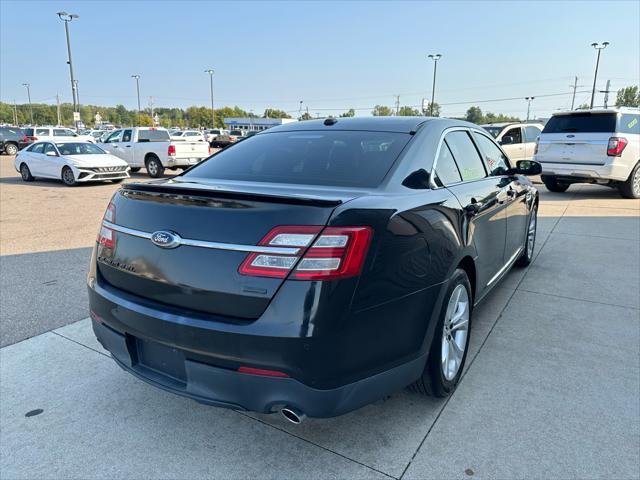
(483, 112), (520, 123)
(298, 112), (313, 121)
(339, 109), (356, 117)
(576, 103), (590, 110)
(372, 105), (393, 116)
(425, 102), (441, 117)
(465, 106), (483, 124)
(263, 108), (291, 119)
(397, 106), (420, 116)
(615, 86), (640, 107)
(137, 113), (153, 126)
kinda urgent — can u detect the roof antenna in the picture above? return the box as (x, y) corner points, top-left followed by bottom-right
(324, 118), (338, 126)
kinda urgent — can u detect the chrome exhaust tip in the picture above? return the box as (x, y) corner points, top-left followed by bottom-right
(281, 407), (306, 424)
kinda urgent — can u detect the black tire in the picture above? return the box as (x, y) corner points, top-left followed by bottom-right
(61, 166), (77, 186)
(4, 143), (18, 156)
(541, 175), (570, 193)
(111, 179), (125, 183)
(619, 162), (640, 199)
(129, 167), (141, 173)
(19, 163), (34, 182)
(145, 156), (164, 178)
(515, 204), (538, 267)
(409, 268), (472, 397)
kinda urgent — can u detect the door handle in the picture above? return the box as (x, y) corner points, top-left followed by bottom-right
(464, 199), (482, 215)
(125, 145), (131, 148)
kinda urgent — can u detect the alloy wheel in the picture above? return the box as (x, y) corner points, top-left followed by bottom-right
(20, 164), (30, 180)
(441, 284), (469, 381)
(633, 168), (640, 197)
(62, 168), (75, 185)
(527, 208), (537, 260)
(148, 161), (158, 176)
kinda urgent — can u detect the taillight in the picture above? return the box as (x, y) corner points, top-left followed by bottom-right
(22, 135), (28, 142)
(27, 136), (37, 141)
(168, 145), (176, 156)
(238, 225), (373, 280)
(237, 366), (289, 377)
(607, 137), (628, 156)
(97, 203), (116, 248)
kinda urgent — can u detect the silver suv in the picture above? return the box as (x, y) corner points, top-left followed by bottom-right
(534, 108), (640, 198)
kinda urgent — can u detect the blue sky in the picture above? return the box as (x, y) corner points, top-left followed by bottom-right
(1, 0), (638, 118)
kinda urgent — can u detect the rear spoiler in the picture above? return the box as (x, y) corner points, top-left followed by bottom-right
(121, 182), (344, 207)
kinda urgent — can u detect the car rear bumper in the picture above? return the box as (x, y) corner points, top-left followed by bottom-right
(539, 160), (631, 182)
(92, 318), (425, 417)
(88, 280), (429, 418)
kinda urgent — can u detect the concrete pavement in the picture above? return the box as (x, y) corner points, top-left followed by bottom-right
(1, 184), (638, 479)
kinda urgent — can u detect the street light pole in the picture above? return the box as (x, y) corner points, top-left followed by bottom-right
(22, 83), (33, 125)
(427, 54), (442, 116)
(56, 11), (80, 128)
(131, 75), (141, 117)
(589, 42), (609, 109)
(525, 97), (535, 122)
(204, 69), (215, 128)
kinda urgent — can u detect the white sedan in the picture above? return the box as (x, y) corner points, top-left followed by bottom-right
(15, 141), (130, 186)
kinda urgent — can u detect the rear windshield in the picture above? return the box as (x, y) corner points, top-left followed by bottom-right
(482, 126), (502, 138)
(543, 113), (617, 133)
(184, 130), (411, 188)
(138, 129), (170, 142)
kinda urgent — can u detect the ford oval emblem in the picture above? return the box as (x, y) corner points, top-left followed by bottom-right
(150, 230), (181, 249)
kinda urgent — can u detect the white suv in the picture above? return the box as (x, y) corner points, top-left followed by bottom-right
(534, 108), (640, 198)
(481, 122), (543, 162)
(22, 126), (95, 144)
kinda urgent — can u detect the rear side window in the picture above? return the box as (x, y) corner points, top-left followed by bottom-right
(23, 128), (34, 136)
(138, 129), (170, 142)
(29, 143), (45, 153)
(35, 128), (49, 136)
(543, 113), (616, 133)
(444, 131), (486, 181)
(618, 114), (639, 134)
(185, 130), (411, 188)
(524, 126), (542, 142)
(434, 143), (462, 186)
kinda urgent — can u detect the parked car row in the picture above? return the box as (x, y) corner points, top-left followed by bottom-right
(13, 127), (211, 185)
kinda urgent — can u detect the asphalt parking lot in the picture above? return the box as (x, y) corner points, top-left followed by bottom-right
(1, 154), (639, 479)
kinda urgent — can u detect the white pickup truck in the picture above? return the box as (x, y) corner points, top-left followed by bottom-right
(100, 127), (210, 178)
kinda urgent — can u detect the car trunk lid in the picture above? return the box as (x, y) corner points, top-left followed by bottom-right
(96, 180), (365, 320)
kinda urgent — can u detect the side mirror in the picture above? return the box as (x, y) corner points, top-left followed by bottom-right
(45, 150), (57, 157)
(500, 136), (514, 145)
(515, 160), (542, 175)
(402, 169), (431, 189)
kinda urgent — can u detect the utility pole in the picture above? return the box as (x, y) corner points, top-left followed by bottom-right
(57, 11), (80, 129)
(204, 69), (215, 127)
(427, 53), (442, 116)
(569, 76), (585, 110)
(13, 100), (18, 126)
(600, 79), (612, 108)
(299, 100), (303, 117)
(56, 94), (61, 126)
(395, 95), (400, 115)
(590, 42), (609, 109)
(131, 75), (141, 114)
(525, 97), (535, 122)
(22, 83), (33, 125)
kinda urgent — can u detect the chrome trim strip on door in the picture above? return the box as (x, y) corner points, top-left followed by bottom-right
(102, 220), (301, 255)
(486, 246), (523, 287)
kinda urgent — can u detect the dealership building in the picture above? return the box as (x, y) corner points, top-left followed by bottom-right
(223, 117), (297, 132)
